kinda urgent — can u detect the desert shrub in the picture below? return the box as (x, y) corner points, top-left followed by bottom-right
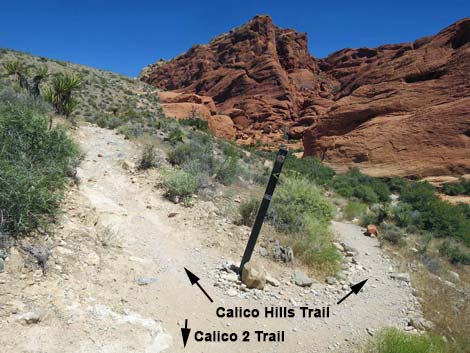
(442, 178), (470, 196)
(288, 217), (341, 273)
(164, 168), (200, 204)
(222, 143), (243, 159)
(167, 141), (214, 175)
(390, 202), (416, 228)
(439, 240), (470, 265)
(456, 203), (470, 218)
(387, 177), (408, 193)
(96, 114), (124, 129)
(138, 145), (162, 170)
(167, 127), (184, 144)
(283, 155), (335, 185)
(0, 93), (79, 235)
(380, 223), (406, 245)
(363, 328), (449, 353)
(238, 198), (260, 226)
(270, 176), (334, 232)
(215, 156), (238, 185)
(332, 168), (391, 203)
(344, 201), (368, 221)
(354, 184), (380, 203)
(401, 182), (470, 244)
(179, 118), (208, 131)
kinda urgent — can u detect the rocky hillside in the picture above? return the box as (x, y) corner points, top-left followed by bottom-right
(140, 15), (470, 177)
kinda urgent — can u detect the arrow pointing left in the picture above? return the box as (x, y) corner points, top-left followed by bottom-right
(181, 319), (191, 348)
(184, 267), (214, 303)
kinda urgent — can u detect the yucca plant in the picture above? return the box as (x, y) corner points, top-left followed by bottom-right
(43, 73), (82, 118)
(3, 60), (28, 88)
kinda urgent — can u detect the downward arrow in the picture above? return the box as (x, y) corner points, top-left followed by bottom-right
(184, 267), (213, 303)
(181, 319), (191, 348)
(337, 279), (368, 304)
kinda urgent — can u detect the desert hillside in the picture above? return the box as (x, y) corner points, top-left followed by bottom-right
(140, 15), (470, 177)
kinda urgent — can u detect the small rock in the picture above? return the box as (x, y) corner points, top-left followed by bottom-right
(448, 271), (460, 283)
(168, 212), (178, 218)
(18, 310), (45, 325)
(0, 258), (4, 273)
(136, 277), (158, 286)
(390, 273), (410, 282)
(241, 262), (266, 289)
(120, 160), (135, 171)
(332, 242), (344, 252)
(366, 328), (375, 336)
(258, 246), (268, 257)
(326, 276), (337, 285)
(227, 288), (238, 297)
(265, 274), (280, 287)
(293, 271), (313, 287)
(225, 273), (239, 282)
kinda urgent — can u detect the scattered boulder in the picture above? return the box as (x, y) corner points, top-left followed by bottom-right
(136, 277), (158, 286)
(272, 241), (294, 263)
(0, 258), (4, 273)
(326, 276), (337, 285)
(448, 271), (460, 283)
(120, 160), (136, 171)
(266, 273), (280, 287)
(241, 262), (266, 289)
(390, 272), (410, 282)
(18, 310), (45, 325)
(293, 271), (313, 287)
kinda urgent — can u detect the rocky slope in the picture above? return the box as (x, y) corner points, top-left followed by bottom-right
(141, 16), (470, 177)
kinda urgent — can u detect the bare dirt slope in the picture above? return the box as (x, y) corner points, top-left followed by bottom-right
(0, 124), (422, 352)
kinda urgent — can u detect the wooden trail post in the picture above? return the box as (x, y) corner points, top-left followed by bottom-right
(239, 146), (288, 274)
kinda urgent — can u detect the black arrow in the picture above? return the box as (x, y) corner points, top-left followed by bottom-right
(184, 267), (213, 303)
(337, 279), (368, 304)
(181, 319), (191, 348)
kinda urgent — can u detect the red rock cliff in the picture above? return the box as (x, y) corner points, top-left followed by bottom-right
(141, 16), (470, 177)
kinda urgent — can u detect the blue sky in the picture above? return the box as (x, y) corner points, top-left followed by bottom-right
(1, 0), (468, 76)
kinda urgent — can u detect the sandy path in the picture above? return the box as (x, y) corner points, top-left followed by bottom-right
(0, 124), (421, 353)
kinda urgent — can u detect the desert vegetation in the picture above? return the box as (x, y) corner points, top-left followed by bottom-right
(0, 88), (79, 236)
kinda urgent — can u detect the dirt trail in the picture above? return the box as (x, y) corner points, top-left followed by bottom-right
(0, 124), (421, 353)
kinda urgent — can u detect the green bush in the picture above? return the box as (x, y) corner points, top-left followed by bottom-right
(439, 240), (470, 265)
(289, 217), (341, 273)
(332, 168), (391, 203)
(179, 118), (208, 131)
(0, 93), (79, 235)
(390, 203), (416, 228)
(138, 145), (162, 170)
(344, 201), (368, 221)
(387, 177), (408, 193)
(380, 223), (406, 245)
(442, 178), (470, 196)
(363, 328), (450, 353)
(167, 141), (214, 175)
(215, 156), (238, 185)
(164, 168), (200, 204)
(270, 176), (334, 232)
(167, 127), (184, 144)
(238, 198), (260, 226)
(283, 155), (335, 186)
(401, 182), (470, 244)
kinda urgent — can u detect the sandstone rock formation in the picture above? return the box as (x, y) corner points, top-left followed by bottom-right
(157, 91), (235, 140)
(142, 16), (470, 177)
(305, 18), (470, 177)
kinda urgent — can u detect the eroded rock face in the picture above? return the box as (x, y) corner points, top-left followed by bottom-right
(142, 16), (470, 177)
(305, 18), (470, 176)
(141, 15), (334, 150)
